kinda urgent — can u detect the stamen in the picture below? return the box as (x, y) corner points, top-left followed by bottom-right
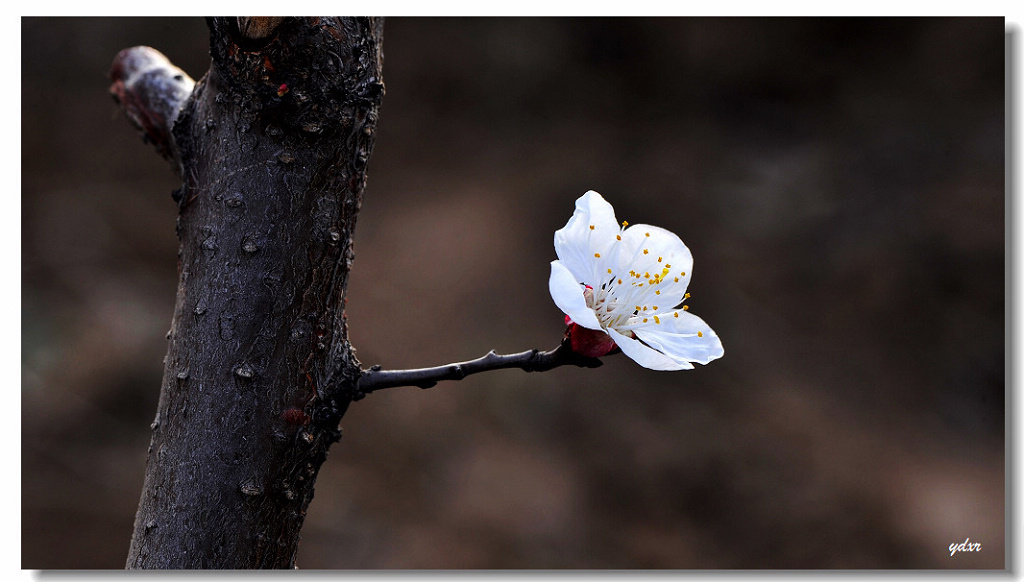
(682, 305), (689, 311)
(673, 312), (679, 318)
(643, 249), (649, 255)
(589, 225), (595, 230)
(594, 253), (601, 258)
(654, 316), (660, 324)
(658, 257), (663, 262)
(621, 220), (628, 227)
(697, 331), (703, 337)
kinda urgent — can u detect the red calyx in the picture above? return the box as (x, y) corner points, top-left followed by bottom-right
(563, 315), (618, 358)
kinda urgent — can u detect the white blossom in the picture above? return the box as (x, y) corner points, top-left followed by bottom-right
(548, 191), (724, 370)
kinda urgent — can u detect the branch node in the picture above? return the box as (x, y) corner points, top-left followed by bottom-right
(237, 17), (286, 41)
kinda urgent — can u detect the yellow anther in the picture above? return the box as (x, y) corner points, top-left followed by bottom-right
(673, 312), (679, 318)
(645, 232), (650, 237)
(681, 271), (686, 276)
(674, 277), (679, 282)
(635, 306), (641, 311)
(655, 290), (661, 295)
(684, 293), (690, 298)
(643, 318), (648, 323)
(616, 235), (621, 240)
(594, 253), (601, 258)
(654, 316), (660, 324)
(643, 249), (649, 254)
(617, 279), (622, 284)
(697, 331), (703, 337)
(653, 306), (658, 310)
(666, 264), (672, 269)
(607, 268), (613, 274)
(589, 225), (595, 230)
(682, 305), (689, 311)
(621, 220), (629, 227)
(644, 272), (650, 278)
(658, 256), (663, 262)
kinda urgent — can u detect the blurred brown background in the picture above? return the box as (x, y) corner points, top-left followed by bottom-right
(22, 17), (1005, 569)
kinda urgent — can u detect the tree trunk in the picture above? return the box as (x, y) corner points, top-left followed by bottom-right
(124, 17), (384, 569)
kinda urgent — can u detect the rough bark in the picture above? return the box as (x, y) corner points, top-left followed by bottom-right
(122, 17), (384, 569)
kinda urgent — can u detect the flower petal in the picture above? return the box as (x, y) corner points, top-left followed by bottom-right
(549, 260), (603, 330)
(613, 223), (693, 305)
(607, 328), (694, 371)
(633, 310), (724, 366)
(554, 191), (621, 285)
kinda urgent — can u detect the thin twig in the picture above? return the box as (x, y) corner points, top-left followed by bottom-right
(354, 339), (603, 399)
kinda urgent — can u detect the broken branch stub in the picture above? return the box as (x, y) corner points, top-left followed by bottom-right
(109, 46), (195, 170)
